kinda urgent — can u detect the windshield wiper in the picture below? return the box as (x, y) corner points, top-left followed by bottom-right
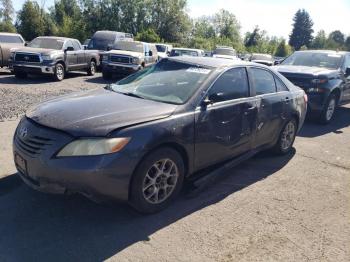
(118, 91), (145, 99)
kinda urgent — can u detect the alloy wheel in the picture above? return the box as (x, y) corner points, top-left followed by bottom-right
(281, 121), (296, 151)
(326, 98), (336, 121)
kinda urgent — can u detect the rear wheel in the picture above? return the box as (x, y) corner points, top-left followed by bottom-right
(318, 94), (337, 124)
(273, 118), (297, 155)
(14, 70), (27, 79)
(129, 148), (184, 214)
(87, 60), (96, 76)
(53, 63), (65, 81)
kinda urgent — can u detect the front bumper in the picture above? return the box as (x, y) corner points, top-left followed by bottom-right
(102, 62), (141, 75)
(13, 117), (138, 202)
(11, 61), (55, 75)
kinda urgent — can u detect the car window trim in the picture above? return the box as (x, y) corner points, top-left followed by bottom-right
(197, 66), (251, 107)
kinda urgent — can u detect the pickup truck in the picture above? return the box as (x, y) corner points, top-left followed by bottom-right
(0, 32), (25, 68)
(275, 50), (350, 124)
(10, 36), (100, 81)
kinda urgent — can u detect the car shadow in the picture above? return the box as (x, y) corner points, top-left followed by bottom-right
(0, 72), (94, 85)
(0, 149), (295, 262)
(299, 106), (350, 138)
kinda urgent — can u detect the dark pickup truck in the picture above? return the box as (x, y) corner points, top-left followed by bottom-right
(0, 32), (25, 68)
(275, 50), (350, 123)
(10, 36), (100, 81)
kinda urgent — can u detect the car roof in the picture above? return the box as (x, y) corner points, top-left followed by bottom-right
(0, 32), (22, 36)
(295, 50), (350, 55)
(167, 56), (255, 69)
(172, 47), (203, 52)
(35, 36), (74, 41)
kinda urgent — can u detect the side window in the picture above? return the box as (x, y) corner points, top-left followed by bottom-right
(275, 77), (289, 92)
(64, 40), (74, 50)
(208, 68), (249, 102)
(72, 40), (81, 50)
(144, 44), (149, 56)
(250, 68), (276, 95)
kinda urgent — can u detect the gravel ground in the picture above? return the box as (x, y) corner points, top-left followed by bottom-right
(0, 69), (107, 121)
(0, 71), (349, 262)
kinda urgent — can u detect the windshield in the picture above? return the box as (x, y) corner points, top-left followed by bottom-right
(110, 59), (212, 104)
(156, 45), (166, 53)
(282, 52), (343, 69)
(214, 48), (236, 56)
(113, 41), (144, 53)
(28, 38), (64, 50)
(251, 54), (273, 61)
(170, 49), (199, 57)
(0, 35), (23, 44)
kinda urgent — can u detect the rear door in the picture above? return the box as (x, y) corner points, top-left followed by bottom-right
(194, 67), (258, 170)
(247, 67), (286, 148)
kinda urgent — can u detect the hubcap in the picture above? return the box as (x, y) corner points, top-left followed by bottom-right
(56, 65), (64, 80)
(142, 158), (179, 204)
(326, 98), (336, 121)
(281, 121), (295, 151)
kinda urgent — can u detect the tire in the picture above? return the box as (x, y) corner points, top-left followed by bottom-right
(53, 63), (65, 81)
(318, 94), (337, 124)
(14, 70), (27, 79)
(87, 60), (96, 76)
(129, 148), (185, 214)
(102, 69), (112, 80)
(273, 118), (297, 155)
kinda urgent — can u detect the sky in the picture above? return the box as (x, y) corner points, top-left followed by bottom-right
(12, 0), (350, 39)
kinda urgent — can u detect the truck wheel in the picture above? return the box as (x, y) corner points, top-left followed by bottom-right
(318, 94), (337, 124)
(53, 63), (65, 81)
(87, 60), (96, 76)
(102, 70), (112, 80)
(129, 148), (185, 214)
(14, 70), (27, 79)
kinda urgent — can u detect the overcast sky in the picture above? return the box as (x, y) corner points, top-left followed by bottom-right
(13, 0), (350, 39)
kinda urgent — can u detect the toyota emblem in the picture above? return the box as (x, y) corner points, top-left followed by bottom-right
(19, 127), (28, 138)
(24, 56), (29, 61)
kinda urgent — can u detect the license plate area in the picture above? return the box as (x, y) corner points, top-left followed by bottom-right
(15, 152), (28, 175)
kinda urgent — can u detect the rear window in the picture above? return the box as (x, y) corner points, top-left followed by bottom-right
(0, 35), (23, 44)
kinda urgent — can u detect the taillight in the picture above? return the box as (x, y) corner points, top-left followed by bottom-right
(303, 93), (308, 103)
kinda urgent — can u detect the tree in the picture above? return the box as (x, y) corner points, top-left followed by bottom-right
(275, 39), (290, 57)
(345, 37), (350, 51)
(214, 9), (241, 43)
(135, 28), (161, 43)
(244, 26), (261, 47)
(311, 30), (327, 49)
(289, 9), (314, 50)
(193, 16), (216, 39)
(0, 0), (16, 32)
(328, 30), (345, 45)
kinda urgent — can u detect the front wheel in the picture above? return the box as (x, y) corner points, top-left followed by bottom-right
(318, 94), (337, 124)
(273, 119), (297, 155)
(53, 63), (65, 81)
(87, 60), (96, 76)
(129, 148), (184, 214)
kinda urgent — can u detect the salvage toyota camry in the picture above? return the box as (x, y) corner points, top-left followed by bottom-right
(13, 57), (307, 213)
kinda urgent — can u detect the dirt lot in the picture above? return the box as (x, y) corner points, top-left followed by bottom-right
(0, 69), (349, 262)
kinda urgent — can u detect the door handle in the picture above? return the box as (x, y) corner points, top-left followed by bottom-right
(244, 106), (256, 115)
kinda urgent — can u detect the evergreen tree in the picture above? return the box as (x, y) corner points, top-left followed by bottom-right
(311, 30), (327, 49)
(274, 39), (291, 57)
(289, 9), (314, 50)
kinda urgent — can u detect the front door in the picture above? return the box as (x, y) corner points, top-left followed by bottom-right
(194, 67), (257, 170)
(64, 40), (78, 69)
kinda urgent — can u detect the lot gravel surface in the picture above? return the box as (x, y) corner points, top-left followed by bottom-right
(0, 70), (349, 262)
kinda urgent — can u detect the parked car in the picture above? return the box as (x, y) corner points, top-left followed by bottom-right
(102, 41), (158, 79)
(13, 57), (307, 213)
(169, 48), (204, 57)
(274, 50), (350, 123)
(213, 46), (238, 60)
(0, 32), (25, 68)
(250, 53), (274, 66)
(155, 43), (173, 59)
(10, 36), (100, 81)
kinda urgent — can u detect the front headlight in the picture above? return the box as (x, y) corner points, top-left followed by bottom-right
(57, 137), (130, 157)
(132, 57), (140, 64)
(41, 54), (53, 61)
(102, 55), (109, 61)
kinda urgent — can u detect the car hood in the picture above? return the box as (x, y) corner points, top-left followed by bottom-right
(108, 50), (142, 58)
(274, 65), (338, 76)
(11, 46), (59, 55)
(26, 88), (177, 137)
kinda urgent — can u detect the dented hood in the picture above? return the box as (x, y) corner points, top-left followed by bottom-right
(26, 88), (177, 137)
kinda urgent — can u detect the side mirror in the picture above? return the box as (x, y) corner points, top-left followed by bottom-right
(65, 46), (74, 52)
(345, 67), (350, 76)
(83, 45), (87, 50)
(201, 97), (213, 108)
(148, 50), (153, 56)
(106, 44), (113, 51)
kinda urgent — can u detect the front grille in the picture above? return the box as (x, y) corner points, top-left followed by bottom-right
(15, 132), (52, 157)
(15, 53), (41, 63)
(110, 55), (131, 64)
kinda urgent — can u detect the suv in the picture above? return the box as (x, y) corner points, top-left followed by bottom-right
(275, 50), (350, 123)
(0, 32), (25, 68)
(102, 41), (158, 79)
(87, 31), (133, 51)
(10, 36), (100, 81)
(213, 46), (238, 60)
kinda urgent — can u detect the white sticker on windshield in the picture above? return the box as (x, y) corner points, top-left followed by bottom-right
(327, 54), (341, 58)
(186, 67), (211, 74)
